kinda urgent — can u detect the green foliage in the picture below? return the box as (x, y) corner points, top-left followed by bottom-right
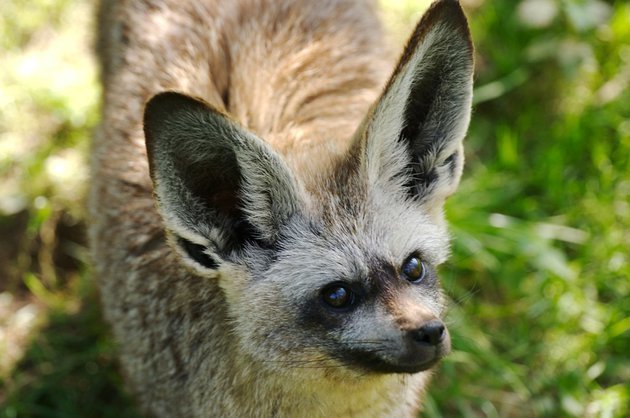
(0, 0), (628, 417)
(423, 1), (630, 417)
(1, 291), (141, 418)
(0, 0), (97, 220)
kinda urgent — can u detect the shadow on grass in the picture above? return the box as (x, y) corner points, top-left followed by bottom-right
(0, 291), (141, 418)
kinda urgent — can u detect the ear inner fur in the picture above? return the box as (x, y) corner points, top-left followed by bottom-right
(358, 0), (474, 209)
(144, 91), (303, 261)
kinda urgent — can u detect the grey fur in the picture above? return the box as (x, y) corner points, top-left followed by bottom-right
(90, 0), (474, 416)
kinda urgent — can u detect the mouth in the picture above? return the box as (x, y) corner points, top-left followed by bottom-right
(362, 355), (442, 374)
(337, 344), (448, 374)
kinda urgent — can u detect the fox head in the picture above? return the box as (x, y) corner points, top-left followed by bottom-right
(143, 0), (473, 379)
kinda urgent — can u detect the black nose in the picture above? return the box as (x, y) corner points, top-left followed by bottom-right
(410, 320), (445, 346)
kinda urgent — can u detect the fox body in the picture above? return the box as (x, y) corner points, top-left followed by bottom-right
(90, 0), (473, 416)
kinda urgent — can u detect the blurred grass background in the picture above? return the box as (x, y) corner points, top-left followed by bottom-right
(0, 0), (628, 417)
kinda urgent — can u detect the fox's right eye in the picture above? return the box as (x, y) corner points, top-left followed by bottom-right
(321, 284), (356, 309)
(401, 255), (426, 284)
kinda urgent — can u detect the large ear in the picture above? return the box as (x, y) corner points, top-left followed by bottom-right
(359, 0), (473, 215)
(144, 92), (303, 274)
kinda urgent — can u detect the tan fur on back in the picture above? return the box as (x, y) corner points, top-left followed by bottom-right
(95, 0), (390, 182)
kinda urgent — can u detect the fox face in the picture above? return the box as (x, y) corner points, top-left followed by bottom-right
(143, 0), (472, 381)
(239, 195), (452, 376)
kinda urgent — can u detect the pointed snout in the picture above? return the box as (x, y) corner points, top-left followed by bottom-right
(346, 296), (451, 374)
(388, 301), (451, 372)
(396, 317), (450, 371)
(409, 319), (446, 347)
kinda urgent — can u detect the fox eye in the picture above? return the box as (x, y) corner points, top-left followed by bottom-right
(402, 256), (426, 283)
(321, 284), (355, 309)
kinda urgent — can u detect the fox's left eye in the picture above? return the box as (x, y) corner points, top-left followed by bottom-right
(401, 256), (426, 283)
(321, 283), (356, 309)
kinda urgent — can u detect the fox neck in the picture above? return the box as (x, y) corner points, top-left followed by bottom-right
(213, 354), (430, 417)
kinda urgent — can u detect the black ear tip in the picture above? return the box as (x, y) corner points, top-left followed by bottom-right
(421, 0), (473, 51)
(423, 0), (468, 23)
(143, 91), (213, 150)
(431, 0), (467, 19)
(145, 91), (209, 121)
(147, 91), (204, 106)
(144, 91), (230, 134)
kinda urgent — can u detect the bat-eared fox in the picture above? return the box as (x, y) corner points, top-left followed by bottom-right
(90, 0), (473, 416)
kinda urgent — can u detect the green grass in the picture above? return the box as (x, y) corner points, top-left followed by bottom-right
(0, 292), (141, 418)
(423, 1), (630, 416)
(0, 0), (628, 417)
